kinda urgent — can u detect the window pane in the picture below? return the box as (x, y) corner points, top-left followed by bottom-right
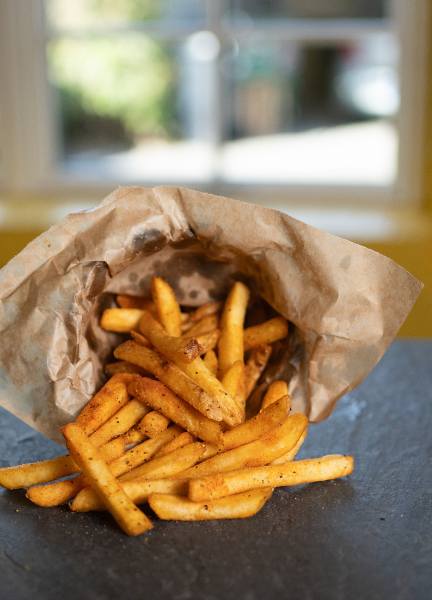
(227, 0), (388, 21)
(220, 36), (398, 185)
(47, 33), (219, 182)
(46, 0), (205, 29)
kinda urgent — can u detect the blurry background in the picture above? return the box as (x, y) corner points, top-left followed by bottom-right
(0, 0), (431, 334)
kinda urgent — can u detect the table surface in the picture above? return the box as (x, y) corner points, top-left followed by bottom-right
(1, 340), (431, 600)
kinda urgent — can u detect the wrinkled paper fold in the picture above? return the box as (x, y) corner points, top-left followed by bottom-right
(0, 186), (422, 442)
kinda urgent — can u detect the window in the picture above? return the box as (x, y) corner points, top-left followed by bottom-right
(0, 0), (429, 206)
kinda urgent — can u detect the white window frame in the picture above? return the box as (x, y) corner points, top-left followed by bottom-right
(0, 0), (429, 209)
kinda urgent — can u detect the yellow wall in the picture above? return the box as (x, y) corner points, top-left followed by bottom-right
(1, 227), (430, 337)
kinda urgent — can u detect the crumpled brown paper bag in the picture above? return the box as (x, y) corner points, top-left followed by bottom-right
(0, 186), (422, 443)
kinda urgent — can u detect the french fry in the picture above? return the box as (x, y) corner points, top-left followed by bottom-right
(222, 361), (246, 421)
(244, 345), (272, 397)
(184, 314), (219, 337)
(114, 341), (225, 422)
(272, 428), (307, 464)
(129, 377), (223, 445)
(137, 410), (170, 438)
(154, 431), (195, 457)
(139, 310), (201, 362)
(203, 350), (218, 377)
(71, 478), (188, 513)
(25, 436), (128, 507)
(105, 361), (145, 376)
(189, 301), (222, 323)
(63, 423), (152, 536)
(218, 282), (250, 377)
(0, 456), (78, 490)
(151, 276), (182, 337)
(194, 329), (220, 354)
(149, 488), (273, 521)
(130, 330), (150, 347)
(120, 441), (205, 482)
(116, 295), (154, 311)
(75, 374), (133, 436)
(89, 399), (149, 448)
(260, 380), (290, 412)
(100, 308), (144, 332)
(108, 427), (181, 478)
(243, 316), (289, 351)
(176, 413), (307, 480)
(189, 454), (354, 502)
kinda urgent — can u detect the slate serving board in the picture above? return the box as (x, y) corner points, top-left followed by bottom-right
(1, 340), (431, 600)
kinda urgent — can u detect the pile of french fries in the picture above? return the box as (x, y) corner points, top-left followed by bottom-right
(0, 277), (354, 536)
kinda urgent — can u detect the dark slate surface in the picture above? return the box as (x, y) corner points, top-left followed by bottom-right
(0, 340), (431, 600)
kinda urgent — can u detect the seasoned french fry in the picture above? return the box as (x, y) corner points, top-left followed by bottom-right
(218, 282), (250, 376)
(75, 374), (133, 436)
(25, 436), (128, 507)
(0, 456), (78, 490)
(272, 428), (307, 464)
(139, 310), (201, 362)
(114, 341), (225, 422)
(120, 441), (205, 482)
(203, 350), (218, 377)
(116, 295), (154, 311)
(105, 361), (145, 376)
(149, 488), (273, 521)
(184, 314), (219, 337)
(243, 317), (289, 351)
(100, 308), (144, 332)
(154, 431), (195, 457)
(71, 478), (188, 512)
(151, 276), (182, 337)
(176, 413), (307, 480)
(129, 377), (223, 445)
(194, 329), (220, 355)
(222, 361), (246, 421)
(137, 410), (170, 438)
(89, 399), (149, 448)
(244, 345), (272, 397)
(189, 454), (354, 502)
(108, 427), (181, 478)
(130, 330), (150, 347)
(260, 380), (290, 412)
(63, 423), (152, 536)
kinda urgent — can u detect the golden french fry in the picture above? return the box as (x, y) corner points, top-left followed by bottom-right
(105, 361), (145, 376)
(184, 314), (219, 336)
(176, 413), (307, 480)
(260, 380), (290, 412)
(100, 308), (144, 332)
(89, 399), (149, 448)
(130, 330), (150, 347)
(244, 317), (289, 351)
(25, 436), (128, 507)
(75, 374), (133, 436)
(154, 431), (195, 457)
(114, 341), (225, 422)
(189, 301), (222, 323)
(218, 282), (250, 377)
(139, 310), (201, 363)
(108, 427), (181, 478)
(272, 429), (307, 464)
(116, 295), (154, 311)
(149, 488), (273, 521)
(222, 361), (246, 421)
(189, 454), (354, 502)
(203, 350), (218, 377)
(120, 441), (205, 482)
(151, 276), (182, 337)
(129, 377), (222, 445)
(244, 345), (272, 397)
(137, 410), (170, 438)
(63, 423), (152, 535)
(0, 456), (78, 490)
(194, 329), (220, 354)
(71, 478), (188, 512)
